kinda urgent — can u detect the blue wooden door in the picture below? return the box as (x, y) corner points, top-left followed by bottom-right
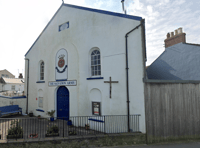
(57, 86), (69, 120)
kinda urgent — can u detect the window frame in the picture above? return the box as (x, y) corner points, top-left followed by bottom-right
(38, 89), (44, 109)
(38, 97), (43, 108)
(39, 61), (44, 81)
(90, 49), (101, 77)
(11, 85), (15, 91)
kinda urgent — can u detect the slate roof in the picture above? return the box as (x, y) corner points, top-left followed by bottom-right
(147, 43), (200, 80)
(1, 77), (24, 84)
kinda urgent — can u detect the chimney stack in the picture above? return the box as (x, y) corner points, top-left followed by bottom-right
(18, 73), (23, 79)
(164, 27), (186, 48)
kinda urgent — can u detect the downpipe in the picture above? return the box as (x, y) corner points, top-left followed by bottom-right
(25, 58), (29, 114)
(125, 20), (144, 132)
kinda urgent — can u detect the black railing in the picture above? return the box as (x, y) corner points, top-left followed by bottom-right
(0, 115), (140, 142)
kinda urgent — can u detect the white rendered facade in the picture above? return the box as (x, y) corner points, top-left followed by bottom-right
(24, 3), (146, 133)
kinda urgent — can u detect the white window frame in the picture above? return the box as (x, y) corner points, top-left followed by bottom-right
(38, 89), (44, 109)
(39, 61), (44, 81)
(90, 49), (101, 77)
(38, 97), (43, 108)
(11, 85), (15, 91)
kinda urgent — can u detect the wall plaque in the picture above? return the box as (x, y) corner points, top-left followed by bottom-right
(55, 49), (68, 81)
(49, 80), (77, 87)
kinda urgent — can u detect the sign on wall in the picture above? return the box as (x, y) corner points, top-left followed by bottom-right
(55, 49), (68, 81)
(49, 80), (77, 87)
(92, 102), (101, 116)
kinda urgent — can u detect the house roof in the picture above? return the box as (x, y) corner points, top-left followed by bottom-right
(147, 43), (200, 80)
(25, 3), (142, 57)
(0, 69), (15, 77)
(2, 77), (24, 84)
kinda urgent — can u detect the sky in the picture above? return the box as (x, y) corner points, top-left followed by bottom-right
(0, 0), (200, 78)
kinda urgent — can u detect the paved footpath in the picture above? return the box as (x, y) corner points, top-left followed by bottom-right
(102, 142), (200, 148)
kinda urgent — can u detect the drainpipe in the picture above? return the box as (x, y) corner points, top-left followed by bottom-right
(125, 19), (144, 132)
(25, 58), (29, 114)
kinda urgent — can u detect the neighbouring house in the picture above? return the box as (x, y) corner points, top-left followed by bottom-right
(24, 3), (146, 133)
(0, 72), (26, 114)
(0, 69), (15, 78)
(147, 27), (200, 80)
(0, 77), (24, 94)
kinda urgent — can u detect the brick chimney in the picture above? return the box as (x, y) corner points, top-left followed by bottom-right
(18, 73), (23, 79)
(164, 27), (186, 48)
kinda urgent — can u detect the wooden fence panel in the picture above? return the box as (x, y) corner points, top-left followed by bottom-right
(145, 83), (200, 143)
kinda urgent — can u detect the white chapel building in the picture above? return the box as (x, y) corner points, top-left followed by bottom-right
(24, 3), (147, 133)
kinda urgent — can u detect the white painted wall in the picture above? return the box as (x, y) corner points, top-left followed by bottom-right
(25, 4), (146, 133)
(0, 97), (26, 114)
(2, 84), (24, 92)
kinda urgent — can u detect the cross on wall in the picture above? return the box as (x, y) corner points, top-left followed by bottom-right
(104, 77), (119, 98)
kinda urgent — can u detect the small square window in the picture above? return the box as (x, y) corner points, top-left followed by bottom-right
(11, 85), (15, 90)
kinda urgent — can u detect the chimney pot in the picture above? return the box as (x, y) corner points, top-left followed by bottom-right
(175, 29), (178, 35)
(18, 73), (23, 79)
(170, 32), (174, 37)
(167, 33), (170, 39)
(178, 27), (182, 34)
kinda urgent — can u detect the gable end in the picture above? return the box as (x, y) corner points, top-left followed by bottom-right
(63, 3), (142, 21)
(25, 3), (142, 57)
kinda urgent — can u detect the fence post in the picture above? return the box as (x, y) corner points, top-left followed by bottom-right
(63, 117), (64, 138)
(104, 116), (105, 133)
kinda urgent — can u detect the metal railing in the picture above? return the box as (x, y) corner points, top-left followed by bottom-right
(0, 115), (140, 142)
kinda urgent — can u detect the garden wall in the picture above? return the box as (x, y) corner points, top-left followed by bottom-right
(0, 96), (26, 114)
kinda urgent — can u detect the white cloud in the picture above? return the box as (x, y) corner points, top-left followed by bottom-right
(127, 0), (200, 65)
(65, 0), (85, 6)
(0, 0), (200, 75)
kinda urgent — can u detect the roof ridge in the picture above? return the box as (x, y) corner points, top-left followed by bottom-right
(184, 43), (200, 47)
(3, 77), (24, 79)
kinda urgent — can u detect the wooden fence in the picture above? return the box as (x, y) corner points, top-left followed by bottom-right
(145, 81), (200, 143)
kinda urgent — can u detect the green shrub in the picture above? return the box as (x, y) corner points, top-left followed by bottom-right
(47, 125), (59, 134)
(8, 120), (23, 136)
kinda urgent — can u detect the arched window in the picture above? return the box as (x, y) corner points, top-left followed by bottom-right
(91, 50), (101, 76)
(40, 61), (44, 80)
